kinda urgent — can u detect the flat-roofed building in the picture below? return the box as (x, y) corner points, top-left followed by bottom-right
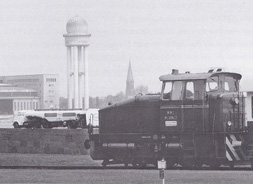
(0, 84), (40, 114)
(0, 74), (59, 109)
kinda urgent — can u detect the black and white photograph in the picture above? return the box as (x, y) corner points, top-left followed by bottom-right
(1, 0), (253, 183)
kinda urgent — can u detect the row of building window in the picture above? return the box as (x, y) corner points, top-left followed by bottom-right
(7, 79), (40, 83)
(0, 92), (38, 97)
(45, 100), (54, 103)
(18, 83), (38, 87)
(46, 78), (56, 82)
(13, 101), (39, 111)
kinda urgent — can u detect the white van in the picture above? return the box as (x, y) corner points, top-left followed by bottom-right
(12, 109), (91, 129)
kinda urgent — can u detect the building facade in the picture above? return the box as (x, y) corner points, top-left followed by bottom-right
(0, 84), (40, 114)
(0, 74), (59, 109)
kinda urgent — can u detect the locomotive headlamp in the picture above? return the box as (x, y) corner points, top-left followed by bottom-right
(234, 98), (239, 104)
(230, 97), (239, 105)
(227, 121), (232, 127)
(153, 134), (158, 140)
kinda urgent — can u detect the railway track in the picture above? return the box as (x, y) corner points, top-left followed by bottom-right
(0, 165), (252, 171)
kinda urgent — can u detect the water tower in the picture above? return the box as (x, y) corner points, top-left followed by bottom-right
(63, 16), (91, 109)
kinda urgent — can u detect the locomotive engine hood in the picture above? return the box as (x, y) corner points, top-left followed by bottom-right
(100, 94), (160, 111)
(99, 94), (161, 134)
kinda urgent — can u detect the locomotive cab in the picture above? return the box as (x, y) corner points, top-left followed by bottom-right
(160, 70), (244, 134)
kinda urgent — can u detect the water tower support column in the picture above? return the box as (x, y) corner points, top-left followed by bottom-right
(78, 46), (84, 109)
(84, 46), (89, 109)
(67, 46), (73, 109)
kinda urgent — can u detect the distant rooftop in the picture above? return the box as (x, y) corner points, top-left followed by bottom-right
(0, 74), (58, 77)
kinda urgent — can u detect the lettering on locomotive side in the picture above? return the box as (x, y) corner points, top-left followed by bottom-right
(141, 136), (152, 139)
(167, 110), (174, 115)
(168, 115), (177, 120)
(165, 121), (177, 126)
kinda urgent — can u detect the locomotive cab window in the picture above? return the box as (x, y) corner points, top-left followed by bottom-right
(163, 82), (172, 99)
(185, 82), (194, 99)
(206, 76), (218, 92)
(162, 81), (183, 100)
(224, 76), (238, 92)
(185, 80), (205, 100)
(163, 81), (205, 100)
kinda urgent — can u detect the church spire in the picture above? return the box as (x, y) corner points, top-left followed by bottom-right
(126, 61), (134, 83)
(126, 61), (134, 98)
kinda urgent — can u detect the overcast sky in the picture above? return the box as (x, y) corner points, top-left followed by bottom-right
(0, 0), (253, 97)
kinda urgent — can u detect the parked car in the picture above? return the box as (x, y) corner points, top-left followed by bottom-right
(12, 109), (98, 129)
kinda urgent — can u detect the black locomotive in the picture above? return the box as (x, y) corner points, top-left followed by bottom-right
(86, 69), (253, 168)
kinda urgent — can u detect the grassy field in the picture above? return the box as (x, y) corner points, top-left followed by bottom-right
(0, 153), (101, 167)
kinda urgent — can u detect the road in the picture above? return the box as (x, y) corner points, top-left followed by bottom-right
(0, 169), (253, 184)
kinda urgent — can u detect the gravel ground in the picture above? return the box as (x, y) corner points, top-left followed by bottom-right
(0, 169), (253, 184)
(1, 154), (253, 183)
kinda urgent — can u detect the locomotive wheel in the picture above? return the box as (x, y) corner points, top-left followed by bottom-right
(139, 163), (148, 168)
(153, 162), (158, 168)
(102, 162), (107, 168)
(229, 162), (234, 169)
(102, 159), (109, 168)
(166, 160), (176, 168)
(181, 159), (195, 169)
(209, 159), (221, 169)
(193, 160), (203, 169)
(134, 163), (148, 168)
(132, 161), (147, 168)
(132, 163), (137, 168)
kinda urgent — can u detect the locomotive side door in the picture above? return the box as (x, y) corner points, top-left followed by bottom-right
(160, 81), (183, 133)
(182, 80), (206, 132)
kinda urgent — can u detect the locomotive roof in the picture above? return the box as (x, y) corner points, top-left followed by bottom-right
(159, 72), (242, 81)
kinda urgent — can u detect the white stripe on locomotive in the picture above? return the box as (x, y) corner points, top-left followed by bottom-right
(225, 134), (247, 161)
(226, 137), (240, 160)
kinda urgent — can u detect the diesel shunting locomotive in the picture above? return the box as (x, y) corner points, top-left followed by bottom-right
(86, 69), (253, 168)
